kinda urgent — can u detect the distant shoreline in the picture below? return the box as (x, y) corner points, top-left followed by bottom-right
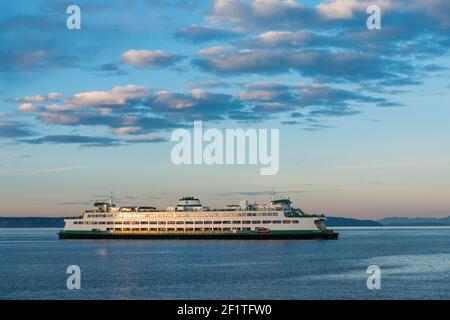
(0, 216), (449, 228)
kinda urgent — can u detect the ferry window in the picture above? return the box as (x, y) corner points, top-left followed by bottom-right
(176, 221), (184, 224)
(150, 228), (157, 231)
(242, 227), (251, 231)
(149, 221), (157, 224)
(213, 221), (222, 224)
(272, 220), (281, 224)
(292, 220), (299, 224)
(185, 221), (194, 224)
(262, 220), (271, 224)
(273, 213), (278, 216)
(283, 220), (291, 224)
(242, 220), (251, 224)
(140, 228), (147, 231)
(213, 228), (221, 231)
(232, 221), (241, 224)
(115, 221), (122, 224)
(159, 221), (166, 225)
(167, 228), (175, 231)
(204, 221), (212, 224)
(140, 221), (148, 224)
(158, 228), (166, 231)
(91, 221), (98, 225)
(195, 221), (203, 224)
(167, 221), (175, 225)
(132, 228), (139, 231)
(99, 221), (106, 225)
(204, 228), (212, 231)
(132, 221), (140, 225)
(223, 228), (231, 231)
(185, 228), (194, 231)
(252, 221), (261, 224)
(223, 221), (232, 224)
(107, 221), (113, 225)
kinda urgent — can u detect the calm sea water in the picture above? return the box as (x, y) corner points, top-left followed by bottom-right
(1, 227), (450, 300)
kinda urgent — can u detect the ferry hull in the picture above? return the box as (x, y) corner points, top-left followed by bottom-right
(58, 230), (339, 240)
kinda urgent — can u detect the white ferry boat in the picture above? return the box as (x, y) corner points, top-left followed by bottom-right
(58, 196), (338, 240)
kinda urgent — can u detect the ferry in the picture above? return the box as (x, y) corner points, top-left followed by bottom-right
(58, 196), (339, 240)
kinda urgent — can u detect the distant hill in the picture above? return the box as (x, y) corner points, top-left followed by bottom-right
(379, 216), (450, 226)
(326, 216), (382, 227)
(0, 217), (64, 228)
(0, 216), (382, 228)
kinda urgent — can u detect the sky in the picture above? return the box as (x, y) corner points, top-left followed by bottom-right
(0, 0), (449, 219)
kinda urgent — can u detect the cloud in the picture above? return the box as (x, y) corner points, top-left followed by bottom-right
(242, 30), (331, 49)
(11, 92), (62, 104)
(174, 25), (239, 43)
(144, 89), (247, 121)
(0, 121), (35, 138)
(0, 51), (68, 72)
(122, 50), (183, 68)
(20, 135), (121, 147)
(93, 63), (128, 76)
(8, 79), (395, 144)
(187, 79), (232, 89)
(193, 47), (413, 83)
(19, 134), (167, 147)
(207, 0), (313, 30)
(316, 0), (392, 20)
(124, 136), (167, 143)
(239, 82), (386, 111)
(17, 103), (37, 112)
(68, 85), (149, 108)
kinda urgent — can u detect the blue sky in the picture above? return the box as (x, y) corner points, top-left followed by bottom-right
(0, 0), (449, 218)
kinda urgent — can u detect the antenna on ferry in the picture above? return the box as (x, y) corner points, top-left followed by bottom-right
(109, 191), (114, 206)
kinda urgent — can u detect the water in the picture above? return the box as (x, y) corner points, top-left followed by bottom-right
(1, 227), (450, 300)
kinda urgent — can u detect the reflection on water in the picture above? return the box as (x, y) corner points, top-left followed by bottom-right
(0, 227), (450, 299)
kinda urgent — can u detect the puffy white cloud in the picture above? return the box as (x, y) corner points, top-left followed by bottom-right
(247, 30), (311, 48)
(121, 50), (182, 68)
(316, 0), (393, 20)
(59, 85), (150, 110)
(17, 103), (37, 112)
